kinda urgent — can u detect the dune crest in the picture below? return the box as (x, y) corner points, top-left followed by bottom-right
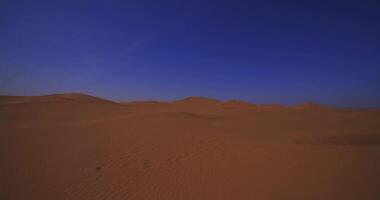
(292, 102), (334, 111)
(48, 93), (115, 103)
(174, 96), (221, 105)
(0, 93), (114, 106)
(220, 99), (255, 107)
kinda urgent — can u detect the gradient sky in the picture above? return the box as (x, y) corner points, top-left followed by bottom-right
(1, 0), (379, 107)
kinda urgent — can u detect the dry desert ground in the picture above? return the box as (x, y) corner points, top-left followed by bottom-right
(1, 93), (380, 200)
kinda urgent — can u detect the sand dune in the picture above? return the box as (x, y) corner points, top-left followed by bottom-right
(220, 100), (256, 108)
(0, 93), (114, 106)
(174, 96), (221, 106)
(1, 93), (380, 200)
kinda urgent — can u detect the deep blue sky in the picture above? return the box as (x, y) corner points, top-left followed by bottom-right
(1, 0), (379, 107)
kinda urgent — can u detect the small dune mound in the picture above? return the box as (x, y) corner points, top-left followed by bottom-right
(48, 93), (114, 104)
(123, 101), (170, 109)
(174, 96), (221, 106)
(0, 95), (56, 105)
(220, 100), (256, 108)
(124, 101), (168, 106)
(0, 93), (114, 106)
(292, 102), (332, 111)
(257, 104), (286, 109)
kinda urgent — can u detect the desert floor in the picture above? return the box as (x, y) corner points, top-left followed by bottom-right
(1, 93), (380, 200)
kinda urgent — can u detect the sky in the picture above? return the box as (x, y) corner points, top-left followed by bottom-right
(1, 0), (379, 107)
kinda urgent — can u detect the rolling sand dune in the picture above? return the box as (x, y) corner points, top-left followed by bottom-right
(174, 96), (221, 105)
(220, 100), (257, 109)
(1, 93), (380, 200)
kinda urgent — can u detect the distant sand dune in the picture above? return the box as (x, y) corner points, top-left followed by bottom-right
(174, 96), (221, 105)
(220, 99), (256, 108)
(0, 93), (114, 106)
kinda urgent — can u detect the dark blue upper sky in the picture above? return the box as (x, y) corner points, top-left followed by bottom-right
(1, 0), (379, 107)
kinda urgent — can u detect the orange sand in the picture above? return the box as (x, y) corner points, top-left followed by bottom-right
(1, 93), (380, 200)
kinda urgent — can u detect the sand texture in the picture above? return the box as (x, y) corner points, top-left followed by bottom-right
(1, 93), (380, 200)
